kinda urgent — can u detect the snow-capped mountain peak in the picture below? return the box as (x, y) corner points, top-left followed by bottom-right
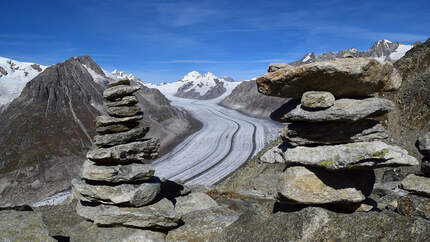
(0, 56), (47, 106)
(104, 69), (143, 83)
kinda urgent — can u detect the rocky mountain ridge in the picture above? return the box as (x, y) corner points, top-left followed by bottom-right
(290, 39), (413, 66)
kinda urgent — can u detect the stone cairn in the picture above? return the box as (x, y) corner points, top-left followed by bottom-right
(72, 79), (181, 229)
(258, 58), (418, 208)
(400, 132), (430, 197)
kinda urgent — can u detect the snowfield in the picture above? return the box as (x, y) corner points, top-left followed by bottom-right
(152, 86), (281, 185)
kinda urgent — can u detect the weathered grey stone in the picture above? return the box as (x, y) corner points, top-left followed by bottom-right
(166, 206), (239, 241)
(105, 95), (138, 107)
(267, 63), (292, 72)
(96, 122), (139, 135)
(281, 98), (395, 122)
(0, 210), (55, 242)
(422, 158), (430, 176)
(261, 141), (418, 169)
(81, 159), (155, 183)
(108, 79), (130, 87)
(96, 115), (143, 127)
(175, 192), (219, 215)
(277, 166), (368, 204)
(279, 120), (389, 146)
(257, 58), (402, 98)
(401, 174), (430, 196)
(106, 105), (143, 118)
(93, 126), (149, 147)
(70, 220), (166, 242)
(418, 132), (430, 156)
(76, 198), (181, 229)
(72, 178), (160, 207)
(301, 91), (335, 109)
(87, 139), (160, 163)
(103, 85), (140, 101)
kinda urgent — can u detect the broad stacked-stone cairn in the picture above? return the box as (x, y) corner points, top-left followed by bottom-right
(400, 132), (430, 197)
(258, 58), (418, 207)
(72, 79), (181, 229)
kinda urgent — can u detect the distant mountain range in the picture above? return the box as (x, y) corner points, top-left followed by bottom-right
(290, 40), (413, 66)
(147, 71), (240, 100)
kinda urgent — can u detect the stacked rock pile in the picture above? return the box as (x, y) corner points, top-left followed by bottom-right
(72, 79), (181, 229)
(258, 58), (418, 207)
(400, 133), (430, 197)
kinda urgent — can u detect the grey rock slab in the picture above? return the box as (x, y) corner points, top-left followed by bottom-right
(103, 85), (140, 101)
(72, 178), (160, 207)
(93, 126), (149, 148)
(401, 174), (430, 196)
(95, 115), (143, 127)
(418, 132), (430, 156)
(166, 206), (239, 242)
(261, 141), (418, 169)
(81, 159), (155, 183)
(70, 221), (166, 242)
(281, 97), (395, 122)
(87, 139), (160, 163)
(108, 78), (130, 87)
(277, 166), (369, 204)
(96, 122), (139, 135)
(106, 105), (143, 118)
(301, 91), (335, 109)
(267, 62), (292, 72)
(76, 198), (181, 229)
(105, 95), (138, 107)
(257, 58), (402, 98)
(279, 120), (389, 146)
(175, 192), (219, 215)
(0, 210), (55, 242)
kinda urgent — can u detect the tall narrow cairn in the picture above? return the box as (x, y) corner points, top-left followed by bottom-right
(258, 58), (418, 207)
(72, 79), (181, 229)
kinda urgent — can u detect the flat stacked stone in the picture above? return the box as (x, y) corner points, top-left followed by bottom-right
(72, 79), (181, 229)
(258, 58), (418, 207)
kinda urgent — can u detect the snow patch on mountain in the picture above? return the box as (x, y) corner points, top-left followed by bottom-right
(0, 57), (47, 106)
(107, 69), (143, 82)
(390, 44), (414, 61)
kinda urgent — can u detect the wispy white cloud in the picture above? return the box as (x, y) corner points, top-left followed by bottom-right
(154, 59), (287, 64)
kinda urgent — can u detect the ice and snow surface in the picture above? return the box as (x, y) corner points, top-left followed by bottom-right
(390, 44), (413, 61)
(0, 57), (46, 106)
(176, 71), (239, 96)
(152, 87), (281, 185)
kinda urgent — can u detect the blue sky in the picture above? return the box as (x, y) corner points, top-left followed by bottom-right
(1, 0), (429, 83)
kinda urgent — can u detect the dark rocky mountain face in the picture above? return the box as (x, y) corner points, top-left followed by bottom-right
(0, 56), (200, 206)
(382, 38), (430, 159)
(220, 79), (286, 118)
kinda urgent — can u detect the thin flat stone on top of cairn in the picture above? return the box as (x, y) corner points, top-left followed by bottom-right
(258, 58), (418, 208)
(72, 79), (181, 230)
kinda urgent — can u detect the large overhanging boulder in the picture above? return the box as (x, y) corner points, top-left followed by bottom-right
(257, 58), (402, 98)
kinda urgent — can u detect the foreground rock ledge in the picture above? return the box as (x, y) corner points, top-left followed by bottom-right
(257, 58), (402, 98)
(277, 166), (370, 204)
(261, 141), (418, 169)
(76, 198), (181, 229)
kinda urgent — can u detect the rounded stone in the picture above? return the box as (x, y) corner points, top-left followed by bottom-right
(301, 91), (335, 110)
